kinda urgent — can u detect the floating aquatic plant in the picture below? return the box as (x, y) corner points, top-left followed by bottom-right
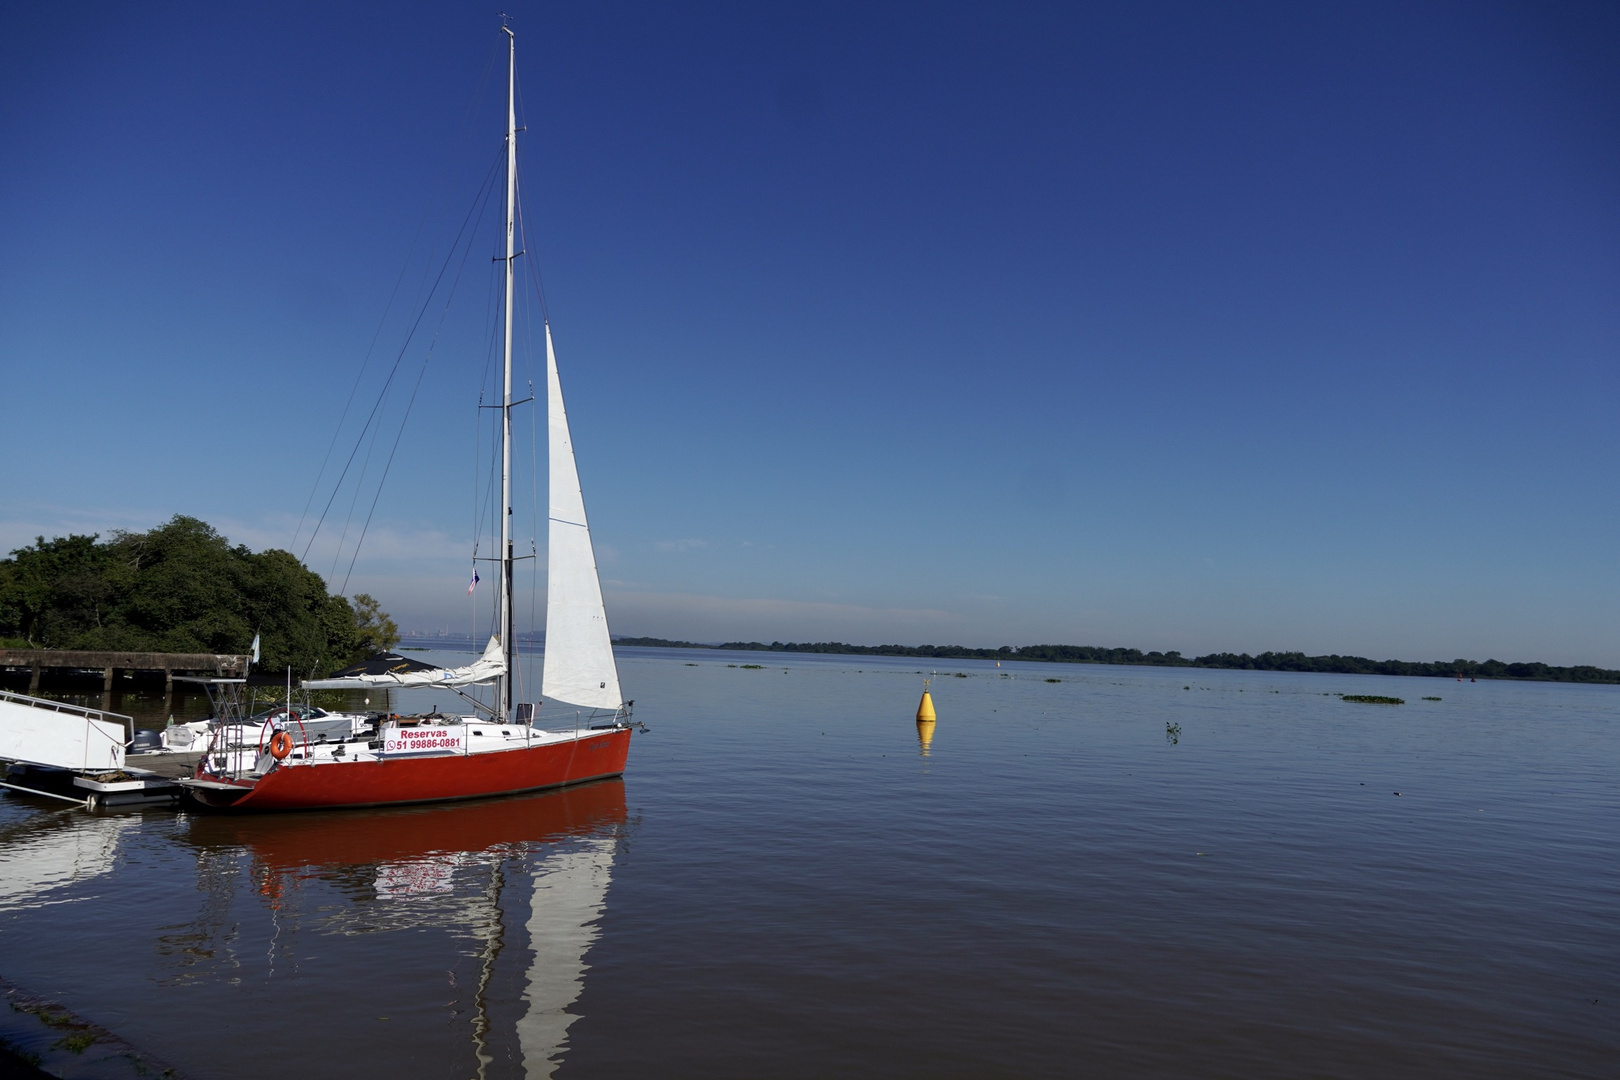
(53, 1032), (96, 1055)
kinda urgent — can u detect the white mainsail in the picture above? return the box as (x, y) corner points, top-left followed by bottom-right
(542, 324), (623, 712)
(304, 635), (506, 690)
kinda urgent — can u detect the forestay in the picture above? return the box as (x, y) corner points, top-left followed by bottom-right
(543, 325), (623, 712)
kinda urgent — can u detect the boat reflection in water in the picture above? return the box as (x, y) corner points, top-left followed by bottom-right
(178, 781), (628, 1079)
(0, 811), (140, 913)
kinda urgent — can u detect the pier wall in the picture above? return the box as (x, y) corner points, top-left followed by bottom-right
(0, 650), (249, 694)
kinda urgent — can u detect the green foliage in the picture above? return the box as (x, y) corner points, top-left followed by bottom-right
(1343, 694), (1404, 705)
(0, 516), (396, 677)
(350, 592), (400, 656)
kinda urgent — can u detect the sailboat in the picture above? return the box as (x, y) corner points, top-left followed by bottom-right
(179, 26), (632, 811)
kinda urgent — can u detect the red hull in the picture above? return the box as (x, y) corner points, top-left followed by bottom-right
(189, 728), (631, 812)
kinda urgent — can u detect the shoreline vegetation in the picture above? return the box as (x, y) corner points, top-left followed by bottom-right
(0, 516), (399, 676)
(610, 637), (1620, 686)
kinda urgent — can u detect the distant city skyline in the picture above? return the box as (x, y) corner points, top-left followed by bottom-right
(3, 3), (1617, 666)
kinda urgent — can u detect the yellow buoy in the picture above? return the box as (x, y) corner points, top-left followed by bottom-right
(916, 679), (937, 754)
(916, 683), (935, 723)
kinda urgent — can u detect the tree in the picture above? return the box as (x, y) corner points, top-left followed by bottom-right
(0, 516), (398, 676)
(0, 533), (119, 647)
(351, 593), (400, 656)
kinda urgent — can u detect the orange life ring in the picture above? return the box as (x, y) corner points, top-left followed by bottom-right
(269, 730), (294, 760)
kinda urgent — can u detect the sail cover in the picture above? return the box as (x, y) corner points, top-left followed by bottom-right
(303, 636), (506, 690)
(542, 325), (624, 711)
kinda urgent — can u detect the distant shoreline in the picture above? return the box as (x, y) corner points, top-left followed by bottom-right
(399, 633), (1620, 686)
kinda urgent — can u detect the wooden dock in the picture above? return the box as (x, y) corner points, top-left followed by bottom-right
(0, 650), (250, 694)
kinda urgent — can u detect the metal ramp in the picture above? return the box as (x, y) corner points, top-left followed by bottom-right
(0, 690), (130, 771)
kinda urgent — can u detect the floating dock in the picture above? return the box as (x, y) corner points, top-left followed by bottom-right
(0, 689), (199, 809)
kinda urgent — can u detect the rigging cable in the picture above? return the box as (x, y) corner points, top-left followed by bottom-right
(302, 144), (506, 568)
(478, 233), (505, 645)
(514, 189), (546, 706)
(339, 157), (505, 595)
(470, 232), (506, 632)
(515, 72), (543, 706)
(514, 160), (558, 705)
(327, 365), (396, 581)
(293, 43), (502, 558)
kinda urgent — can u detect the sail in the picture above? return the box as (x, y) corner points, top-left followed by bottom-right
(302, 636), (505, 690)
(542, 324), (623, 711)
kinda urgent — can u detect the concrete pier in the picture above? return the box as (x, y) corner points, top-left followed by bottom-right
(0, 650), (249, 696)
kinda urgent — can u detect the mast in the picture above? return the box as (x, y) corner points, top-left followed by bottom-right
(499, 24), (517, 722)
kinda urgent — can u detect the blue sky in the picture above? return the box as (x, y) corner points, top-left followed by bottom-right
(2, 2), (1617, 664)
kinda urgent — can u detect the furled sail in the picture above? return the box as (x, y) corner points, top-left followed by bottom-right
(542, 325), (623, 711)
(302, 636), (506, 690)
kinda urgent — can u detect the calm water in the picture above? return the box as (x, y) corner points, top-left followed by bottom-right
(2, 649), (1616, 1078)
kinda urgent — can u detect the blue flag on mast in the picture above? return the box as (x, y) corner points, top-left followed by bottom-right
(468, 569), (479, 595)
